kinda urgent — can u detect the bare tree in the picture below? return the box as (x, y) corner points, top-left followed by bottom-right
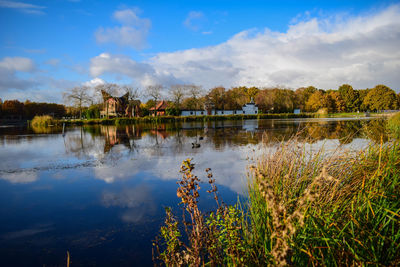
(95, 83), (121, 102)
(187, 85), (203, 110)
(63, 86), (90, 119)
(122, 85), (141, 101)
(146, 85), (163, 115)
(169, 85), (186, 109)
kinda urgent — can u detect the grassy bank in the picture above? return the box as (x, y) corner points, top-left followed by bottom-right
(154, 139), (400, 266)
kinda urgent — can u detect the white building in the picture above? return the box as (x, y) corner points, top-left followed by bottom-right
(242, 98), (258, 115)
(181, 110), (207, 116)
(181, 98), (258, 116)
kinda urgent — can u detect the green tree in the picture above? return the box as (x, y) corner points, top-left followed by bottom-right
(363, 85), (398, 111)
(358, 89), (370, 111)
(338, 84), (359, 112)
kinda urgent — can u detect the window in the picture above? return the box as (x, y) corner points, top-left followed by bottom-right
(243, 111), (245, 114)
(234, 110), (236, 114)
(255, 110), (257, 113)
(222, 111), (224, 114)
(190, 111), (193, 115)
(201, 111), (204, 115)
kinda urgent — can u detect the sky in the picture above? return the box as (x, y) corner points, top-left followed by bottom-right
(1, 0), (400, 103)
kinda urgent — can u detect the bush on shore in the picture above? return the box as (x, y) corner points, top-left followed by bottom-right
(31, 115), (56, 127)
(154, 138), (400, 266)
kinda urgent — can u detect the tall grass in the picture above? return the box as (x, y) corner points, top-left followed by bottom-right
(155, 138), (400, 266)
(388, 112), (400, 138)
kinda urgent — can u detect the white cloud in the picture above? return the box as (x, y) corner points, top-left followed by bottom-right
(184, 11), (205, 31)
(90, 5), (400, 91)
(82, 77), (105, 87)
(95, 8), (151, 50)
(0, 56), (38, 92)
(0, 0), (45, 14)
(152, 5), (400, 90)
(0, 56), (35, 72)
(89, 53), (179, 87)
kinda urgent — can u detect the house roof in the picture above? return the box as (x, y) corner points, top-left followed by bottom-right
(150, 100), (168, 111)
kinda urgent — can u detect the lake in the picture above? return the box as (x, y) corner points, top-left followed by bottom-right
(0, 117), (386, 266)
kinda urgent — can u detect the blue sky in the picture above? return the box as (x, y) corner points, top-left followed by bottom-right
(1, 0), (399, 103)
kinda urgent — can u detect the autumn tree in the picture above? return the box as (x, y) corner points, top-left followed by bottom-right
(255, 88), (295, 113)
(244, 86), (259, 102)
(306, 91), (326, 112)
(328, 91), (345, 112)
(63, 86), (90, 118)
(2, 100), (24, 119)
(229, 87), (248, 107)
(206, 87), (226, 110)
(24, 101), (66, 119)
(295, 86), (317, 111)
(363, 85), (398, 111)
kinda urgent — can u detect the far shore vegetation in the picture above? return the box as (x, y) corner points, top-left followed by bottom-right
(1, 83), (399, 124)
(154, 128), (400, 266)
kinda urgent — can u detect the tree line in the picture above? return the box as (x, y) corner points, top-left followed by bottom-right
(1, 83), (399, 120)
(0, 99), (66, 120)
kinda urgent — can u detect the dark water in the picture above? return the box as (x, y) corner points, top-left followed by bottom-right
(0, 118), (386, 266)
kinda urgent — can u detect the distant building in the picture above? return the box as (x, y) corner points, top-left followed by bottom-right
(181, 98), (258, 116)
(294, 109), (301, 114)
(100, 91), (140, 118)
(242, 98), (258, 115)
(150, 100), (168, 116)
(181, 110), (206, 116)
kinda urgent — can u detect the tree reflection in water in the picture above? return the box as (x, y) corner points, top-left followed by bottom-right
(58, 117), (389, 158)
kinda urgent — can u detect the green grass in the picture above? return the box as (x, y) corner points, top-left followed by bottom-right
(155, 138), (400, 266)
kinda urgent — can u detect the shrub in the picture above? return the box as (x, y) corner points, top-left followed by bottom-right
(31, 115), (55, 127)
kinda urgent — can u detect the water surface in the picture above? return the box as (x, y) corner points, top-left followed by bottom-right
(0, 117), (385, 266)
